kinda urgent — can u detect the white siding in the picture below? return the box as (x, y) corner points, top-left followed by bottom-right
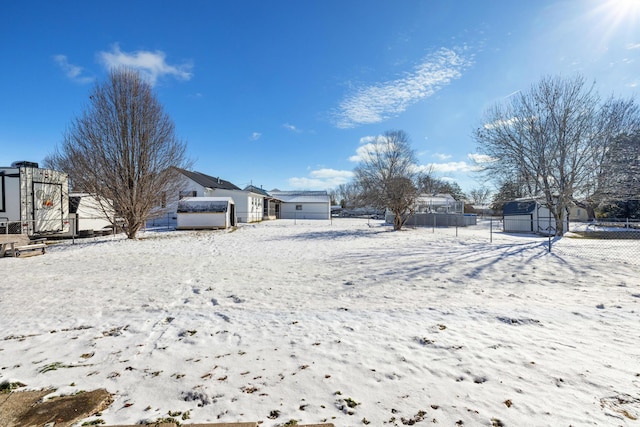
(212, 189), (264, 223)
(176, 197), (234, 229)
(177, 212), (228, 229)
(279, 202), (330, 220)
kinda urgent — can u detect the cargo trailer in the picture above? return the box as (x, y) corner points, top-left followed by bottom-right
(0, 162), (70, 236)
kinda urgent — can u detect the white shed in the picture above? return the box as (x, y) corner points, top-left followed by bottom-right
(176, 197), (236, 229)
(503, 198), (568, 236)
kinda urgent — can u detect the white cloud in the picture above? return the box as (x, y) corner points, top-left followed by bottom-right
(348, 135), (389, 162)
(53, 55), (93, 84)
(483, 116), (523, 129)
(334, 47), (472, 128)
(283, 123), (301, 133)
(626, 43), (640, 50)
(98, 44), (192, 86)
(432, 153), (452, 161)
(310, 168), (354, 180)
(251, 132), (262, 141)
(426, 161), (471, 173)
(288, 168), (354, 189)
(468, 153), (496, 164)
(358, 135), (377, 144)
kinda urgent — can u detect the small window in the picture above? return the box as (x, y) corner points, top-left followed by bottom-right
(296, 205), (303, 211)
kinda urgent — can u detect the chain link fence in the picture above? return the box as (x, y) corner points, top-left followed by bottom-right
(401, 214), (640, 265)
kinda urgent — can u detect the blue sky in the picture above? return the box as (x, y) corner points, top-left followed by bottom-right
(1, 0), (639, 194)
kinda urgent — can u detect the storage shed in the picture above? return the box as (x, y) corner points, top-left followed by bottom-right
(503, 198), (568, 236)
(176, 197), (236, 229)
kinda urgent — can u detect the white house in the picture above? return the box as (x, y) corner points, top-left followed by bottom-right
(503, 198), (569, 236)
(210, 187), (265, 223)
(171, 168), (265, 223)
(176, 197), (236, 229)
(244, 185), (281, 220)
(269, 190), (331, 220)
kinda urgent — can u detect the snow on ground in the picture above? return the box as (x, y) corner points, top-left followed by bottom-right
(1, 218), (639, 426)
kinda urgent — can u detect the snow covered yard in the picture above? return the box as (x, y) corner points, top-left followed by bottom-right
(0, 218), (638, 426)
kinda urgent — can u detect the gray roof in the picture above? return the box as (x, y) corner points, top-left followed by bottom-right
(175, 168), (241, 190)
(243, 185), (272, 197)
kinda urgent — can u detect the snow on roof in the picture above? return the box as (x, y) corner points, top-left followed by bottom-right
(179, 196), (234, 203)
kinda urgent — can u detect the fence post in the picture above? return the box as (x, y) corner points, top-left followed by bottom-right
(490, 217), (493, 243)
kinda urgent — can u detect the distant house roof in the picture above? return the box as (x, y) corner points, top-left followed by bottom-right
(175, 168), (241, 190)
(416, 193), (456, 204)
(269, 190), (330, 204)
(243, 185), (272, 197)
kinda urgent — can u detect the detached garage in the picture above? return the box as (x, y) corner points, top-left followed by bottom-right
(176, 197), (236, 229)
(269, 191), (331, 220)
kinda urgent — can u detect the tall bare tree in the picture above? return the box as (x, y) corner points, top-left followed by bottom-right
(467, 186), (492, 205)
(48, 67), (190, 239)
(354, 130), (419, 230)
(474, 74), (639, 235)
(490, 180), (525, 212)
(598, 131), (640, 201)
(334, 182), (359, 209)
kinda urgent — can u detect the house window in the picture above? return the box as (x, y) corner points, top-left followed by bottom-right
(296, 205), (303, 210)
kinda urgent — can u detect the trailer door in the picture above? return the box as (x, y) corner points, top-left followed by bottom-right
(33, 181), (64, 233)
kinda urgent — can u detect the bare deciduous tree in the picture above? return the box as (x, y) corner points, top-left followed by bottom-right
(418, 171), (466, 200)
(354, 130), (419, 230)
(490, 180), (525, 212)
(48, 67), (190, 239)
(334, 182), (360, 209)
(474, 74), (639, 235)
(598, 131), (640, 201)
(467, 187), (492, 205)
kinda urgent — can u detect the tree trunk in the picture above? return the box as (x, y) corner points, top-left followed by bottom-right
(554, 215), (565, 236)
(394, 214), (403, 231)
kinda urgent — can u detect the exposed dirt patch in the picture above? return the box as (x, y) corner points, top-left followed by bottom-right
(0, 388), (113, 427)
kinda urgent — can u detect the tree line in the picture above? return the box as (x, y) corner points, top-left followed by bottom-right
(46, 68), (639, 237)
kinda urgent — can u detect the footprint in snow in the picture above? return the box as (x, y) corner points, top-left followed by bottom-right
(215, 312), (231, 323)
(228, 295), (245, 303)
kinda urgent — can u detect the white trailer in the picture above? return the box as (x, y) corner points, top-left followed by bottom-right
(0, 162), (70, 236)
(51, 193), (115, 238)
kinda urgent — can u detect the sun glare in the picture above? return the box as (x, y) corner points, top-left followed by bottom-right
(579, 0), (640, 51)
(596, 0), (640, 26)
